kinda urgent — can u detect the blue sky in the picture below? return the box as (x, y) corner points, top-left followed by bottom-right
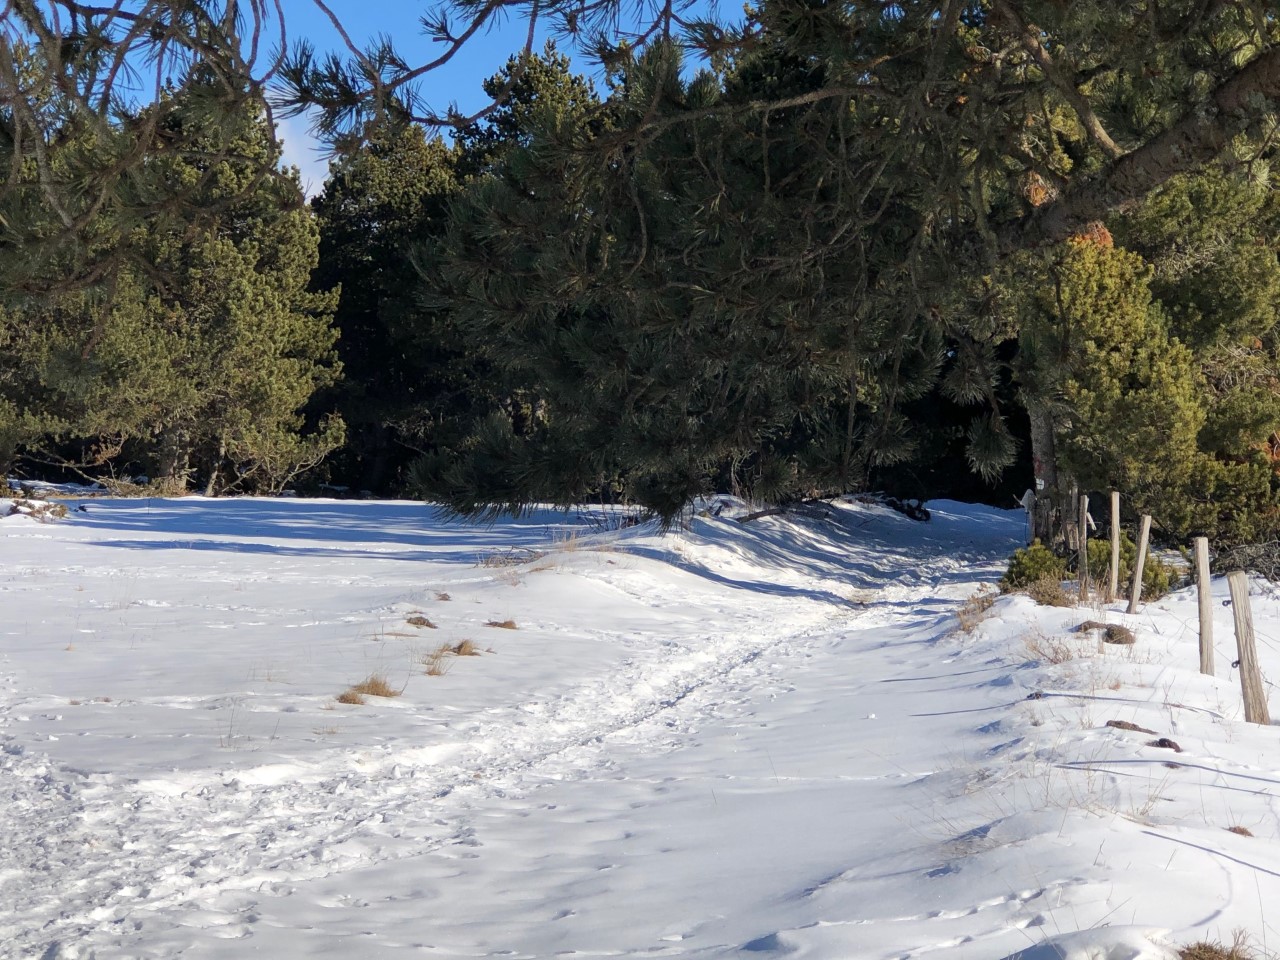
(272, 1), (599, 193)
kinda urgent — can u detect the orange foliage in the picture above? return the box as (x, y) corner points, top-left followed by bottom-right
(1068, 221), (1113, 248)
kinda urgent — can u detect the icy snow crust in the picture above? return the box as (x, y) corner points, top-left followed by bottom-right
(0, 495), (1275, 958)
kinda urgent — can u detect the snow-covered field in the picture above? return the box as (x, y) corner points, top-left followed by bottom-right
(3, 491), (1280, 959)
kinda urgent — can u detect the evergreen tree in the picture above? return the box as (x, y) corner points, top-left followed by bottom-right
(311, 122), (463, 492)
(453, 43), (601, 178)
(1016, 237), (1202, 518)
(1114, 168), (1280, 464)
(1, 85), (343, 493)
(287, 0), (1280, 259)
(313, 47), (601, 495)
(285, 1), (1280, 531)
(0, 4), (295, 297)
(1010, 217), (1280, 545)
(410, 37), (993, 522)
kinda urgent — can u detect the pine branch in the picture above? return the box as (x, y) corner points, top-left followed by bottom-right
(992, 0), (1123, 160)
(1005, 44), (1280, 249)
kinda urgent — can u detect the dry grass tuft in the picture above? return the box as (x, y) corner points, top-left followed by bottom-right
(337, 673), (401, 703)
(1227, 825), (1255, 837)
(486, 619), (518, 629)
(1023, 628), (1076, 664)
(955, 586), (996, 633)
(406, 615), (436, 629)
(422, 645), (452, 677)
(1181, 932), (1265, 959)
(350, 674), (400, 698)
(1025, 576), (1074, 607)
(479, 548), (546, 568)
(420, 637), (485, 673)
(1106, 719), (1158, 735)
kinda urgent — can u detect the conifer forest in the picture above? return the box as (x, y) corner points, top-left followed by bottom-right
(5, 0), (1280, 546)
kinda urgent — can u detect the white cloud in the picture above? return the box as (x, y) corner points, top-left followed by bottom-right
(275, 111), (333, 199)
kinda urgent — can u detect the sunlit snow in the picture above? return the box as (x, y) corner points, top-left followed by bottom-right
(3, 489), (1277, 958)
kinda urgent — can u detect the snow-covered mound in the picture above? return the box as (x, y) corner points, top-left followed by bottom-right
(0, 495), (1273, 958)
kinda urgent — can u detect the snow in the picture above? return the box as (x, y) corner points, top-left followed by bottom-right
(3, 492), (1279, 958)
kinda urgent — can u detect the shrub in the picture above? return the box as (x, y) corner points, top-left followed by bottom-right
(5, 498), (68, 522)
(1025, 576), (1074, 607)
(1140, 554), (1174, 600)
(1002, 535), (1173, 602)
(1085, 535), (1175, 600)
(1023, 628), (1076, 663)
(1000, 541), (1067, 592)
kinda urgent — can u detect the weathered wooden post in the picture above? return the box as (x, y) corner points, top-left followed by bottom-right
(1108, 491), (1120, 602)
(1194, 537), (1213, 677)
(1063, 481), (1080, 555)
(1127, 514), (1152, 615)
(1078, 494), (1090, 601)
(1226, 571), (1270, 725)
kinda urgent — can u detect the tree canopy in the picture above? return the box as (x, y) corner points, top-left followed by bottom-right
(0, 79), (343, 493)
(8, 2), (1280, 542)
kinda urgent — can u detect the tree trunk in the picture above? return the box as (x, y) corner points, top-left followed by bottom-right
(1026, 401), (1064, 545)
(361, 422), (392, 494)
(204, 437), (227, 497)
(155, 427), (192, 494)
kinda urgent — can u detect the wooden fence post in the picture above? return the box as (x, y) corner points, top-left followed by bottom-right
(1194, 537), (1213, 677)
(1108, 491), (1120, 602)
(1127, 514), (1152, 615)
(1078, 494), (1090, 601)
(1226, 571), (1270, 725)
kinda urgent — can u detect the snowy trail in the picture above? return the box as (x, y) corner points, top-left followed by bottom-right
(5, 592), (982, 956)
(1, 497), (1024, 959)
(5, 617), (830, 955)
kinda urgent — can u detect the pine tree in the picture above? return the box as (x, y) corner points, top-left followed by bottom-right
(312, 46), (598, 494)
(0, 5), (295, 298)
(1011, 221), (1280, 545)
(311, 121), (463, 492)
(410, 37), (984, 522)
(453, 43), (602, 178)
(279, 0), (1280, 529)
(1, 84), (343, 493)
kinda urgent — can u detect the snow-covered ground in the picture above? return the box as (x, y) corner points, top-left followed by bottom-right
(3, 492), (1280, 959)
